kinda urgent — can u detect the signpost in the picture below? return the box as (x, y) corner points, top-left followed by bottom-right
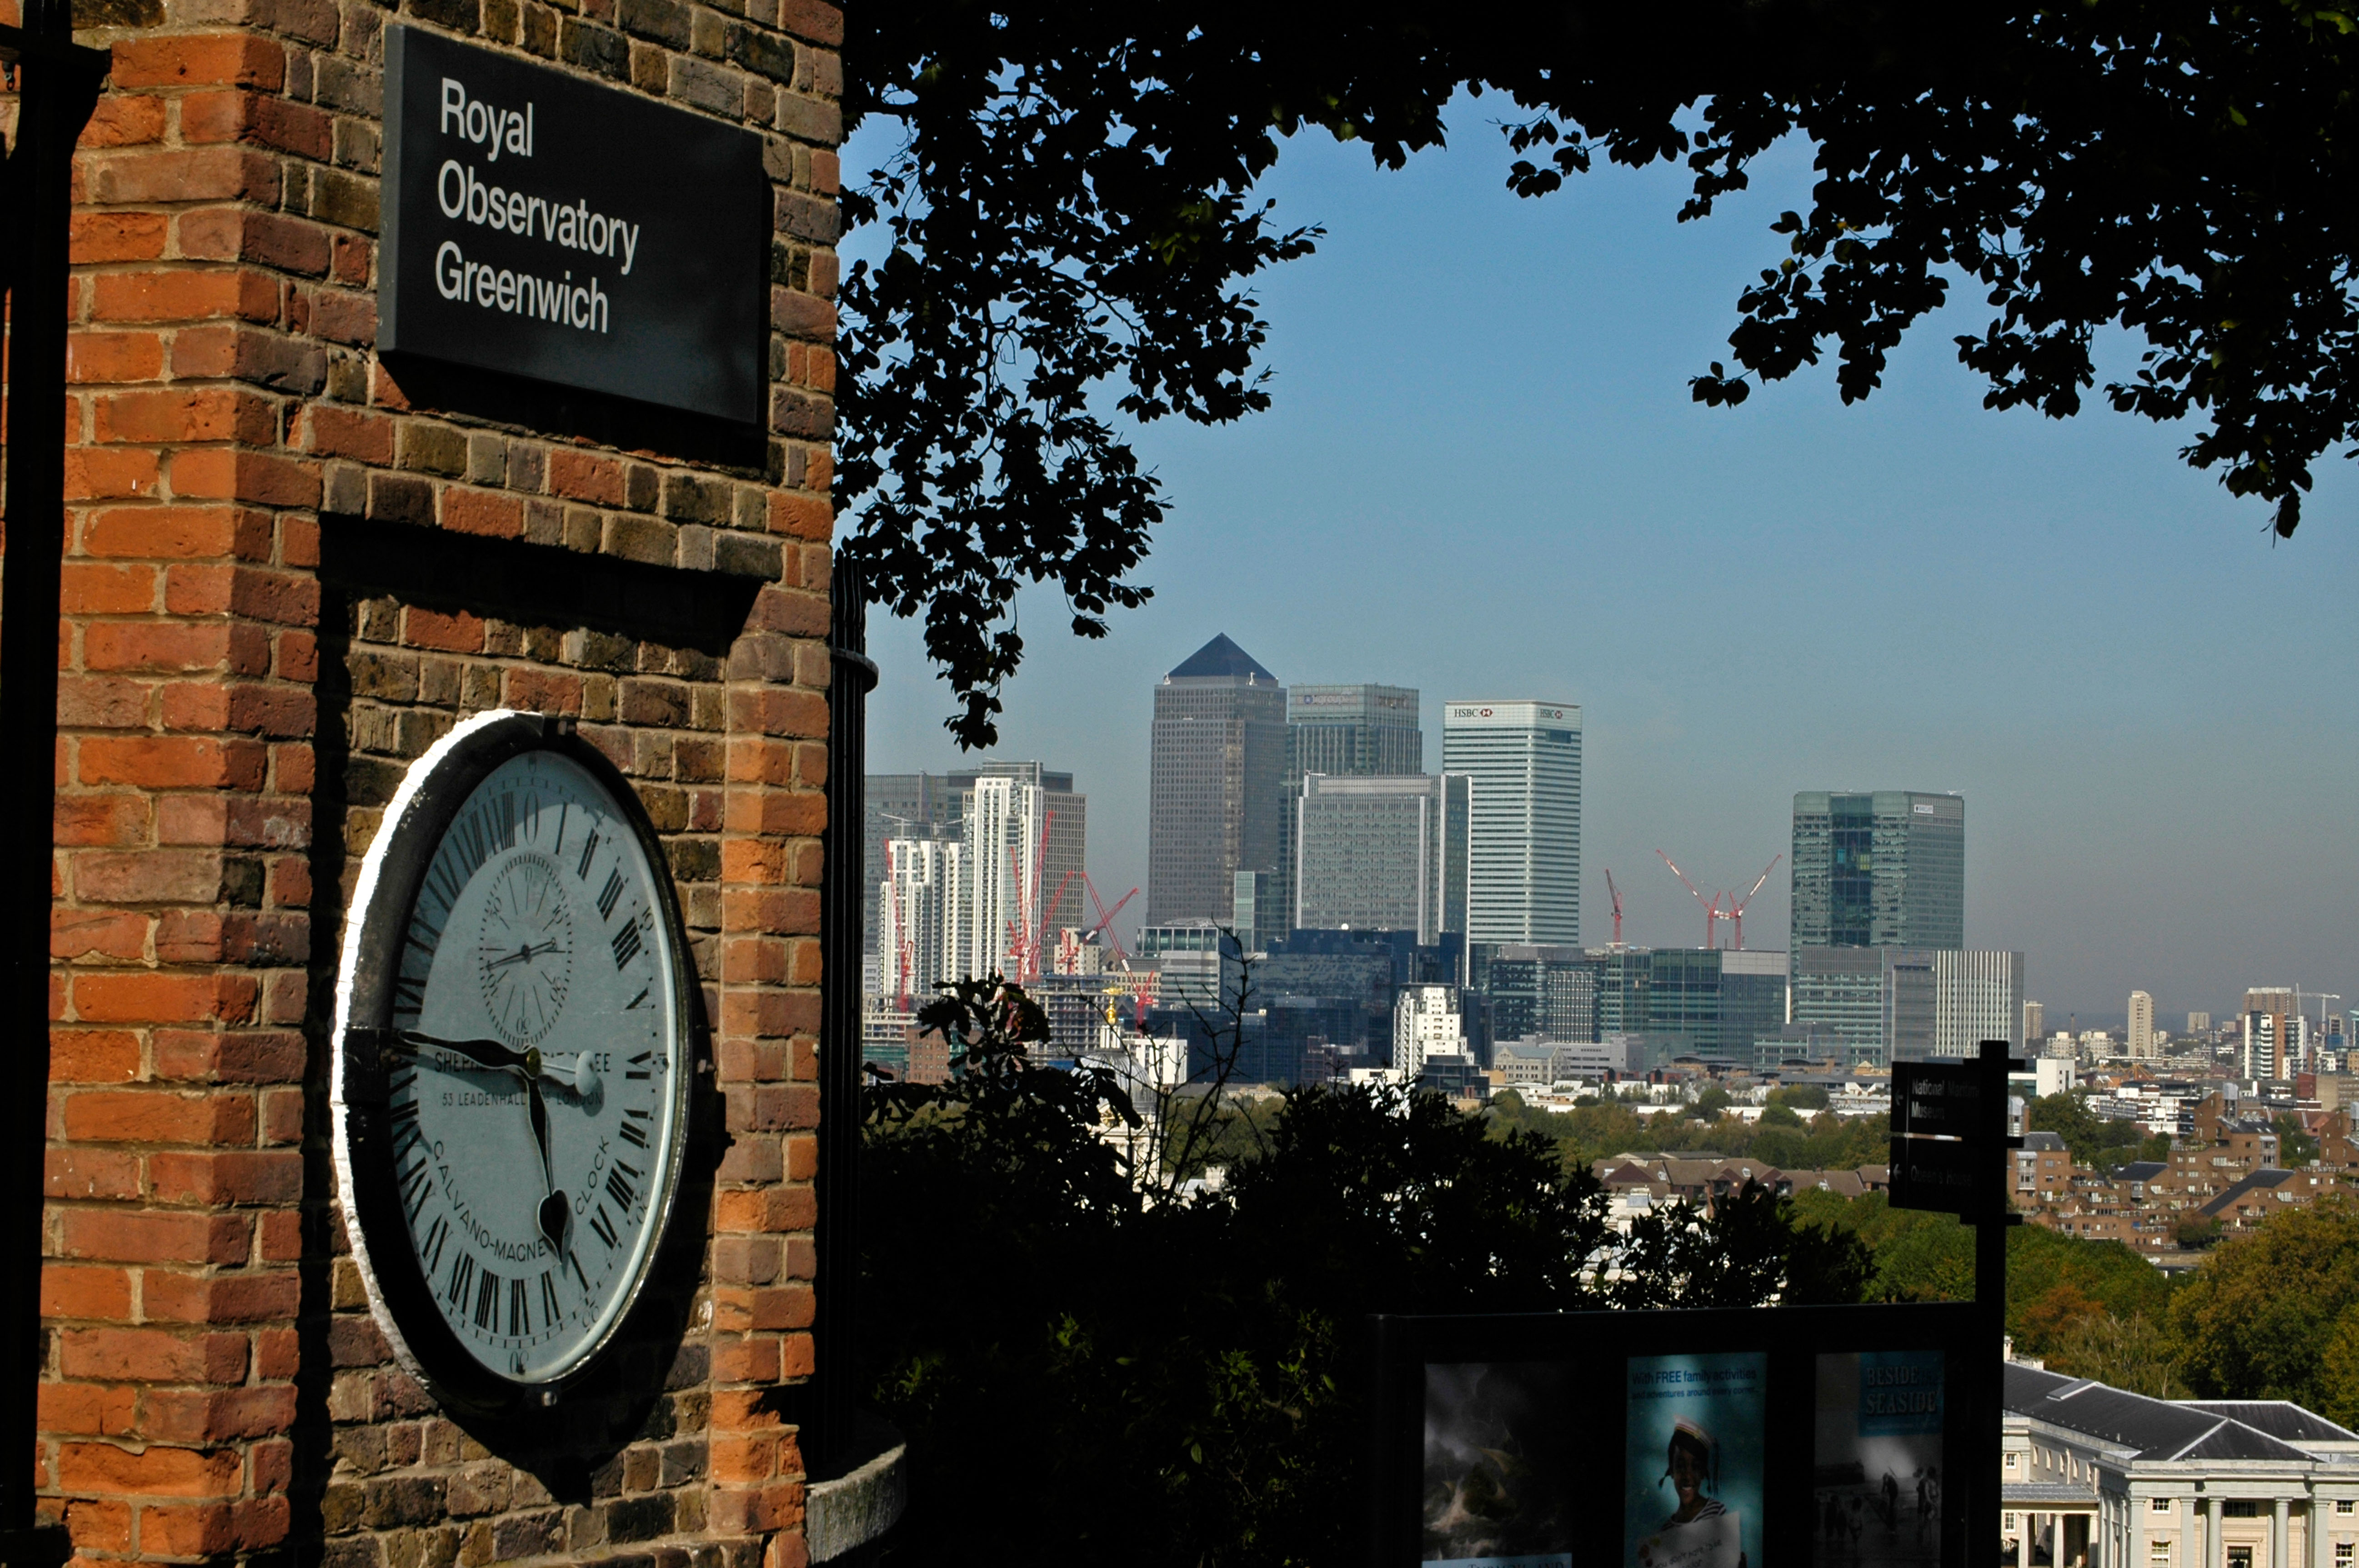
(380, 26), (770, 422)
(1891, 1039), (2024, 1568)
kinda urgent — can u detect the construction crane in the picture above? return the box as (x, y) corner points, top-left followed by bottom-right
(1604, 869), (1626, 948)
(1658, 849), (1723, 949)
(1657, 849), (1782, 949)
(1724, 855), (1781, 951)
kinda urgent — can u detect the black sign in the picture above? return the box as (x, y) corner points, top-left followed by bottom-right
(1367, 1303), (1979, 1568)
(381, 26), (768, 421)
(1889, 1135), (1999, 1214)
(1893, 1060), (1982, 1138)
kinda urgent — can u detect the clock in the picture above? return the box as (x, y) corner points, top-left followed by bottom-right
(332, 709), (700, 1412)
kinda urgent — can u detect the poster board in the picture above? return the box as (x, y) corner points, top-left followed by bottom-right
(1370, 1303), (1979, 1568)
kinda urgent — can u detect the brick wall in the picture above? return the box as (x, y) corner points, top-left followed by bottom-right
(18, 0), (839, 1559)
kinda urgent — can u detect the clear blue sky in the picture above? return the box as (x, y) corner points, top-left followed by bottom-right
(853, 94), (2359, 1025)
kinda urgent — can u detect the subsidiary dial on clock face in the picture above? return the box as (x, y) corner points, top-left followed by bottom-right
(477, 854), (575, 1043)
(371, 744), (685, 1386)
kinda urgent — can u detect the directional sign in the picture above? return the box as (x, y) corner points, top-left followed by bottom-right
(1889, 1136), (2000, 1215)
(1893, 1062), (1983, 1139)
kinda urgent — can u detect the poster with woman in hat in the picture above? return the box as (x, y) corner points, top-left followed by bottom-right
(1624, 1352), (1766, 1568)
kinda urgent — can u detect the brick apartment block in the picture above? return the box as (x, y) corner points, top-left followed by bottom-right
(10, 0), (845, 1562)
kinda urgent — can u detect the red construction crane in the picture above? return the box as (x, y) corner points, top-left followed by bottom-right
(1724, 855), (1782, 951)
(1604, 869), (1626, 948)
(1658, 849), (1723, 949)
(1080, 874), (1138, 963)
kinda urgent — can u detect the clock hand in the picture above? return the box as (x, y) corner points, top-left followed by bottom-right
(392, 1030), (534, 1074)
(480, 940), (572, 972)
(524, 1074), (575, 1262)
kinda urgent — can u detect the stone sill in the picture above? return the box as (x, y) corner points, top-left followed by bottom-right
(806, 1413), (907, 1563)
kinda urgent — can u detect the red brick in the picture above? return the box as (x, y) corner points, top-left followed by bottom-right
(548, 449), (626, 504)
(148, 1150), (303, 1206)
(110, 33), (286, 90)
(180, 91), (332, 160)
(305, 404), (393, 464)
(40, 1383), (138, 1439)
(181, 208), (334, 276)
(79, 94), (165, 149)
(152, 1029), (304, 1086)
(50, 909), (147, 962)
(61, 1088), (256, 1145)
(70, 211), (167, 265)
(440, 487), (523, 539)
(138, 1498), (291, 1556)
(70, 971), (262, 1026)
(401, 606), (484, 653)
(143, 1268), (301, 1324)
(81, 504), (272, 561)
(64, 1498), (133, 1554)
(95, 388), (278, 446)
(63, 448), (162, 501)
(40, 1266), (135, 1325)
(90, 269), (279, 328)
(59, 1328), (249, 1385)
(55, 1442), (243, 1498)
(56, 1209), (251, 1267)
(67, 331), (165, 385)
(60, 563), (159, 615)
(78, 735), (266, 791)
(86, 146), (281, 207)
(169, 448), (320, 508)
(49, 1029), (140, 1084)
(45, 1144), (142, 1203)
(82, 623), (254, 676)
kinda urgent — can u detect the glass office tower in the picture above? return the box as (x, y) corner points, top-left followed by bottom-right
(1275, 684), (1422, 936)
(1790, 790), (1964, 949)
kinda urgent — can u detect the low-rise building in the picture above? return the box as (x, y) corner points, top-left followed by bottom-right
(2003, 1359), (2359, 1568)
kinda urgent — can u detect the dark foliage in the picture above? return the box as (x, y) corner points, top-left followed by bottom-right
(842, 1), (2359, 741)
(860, 981), (1865, 1564)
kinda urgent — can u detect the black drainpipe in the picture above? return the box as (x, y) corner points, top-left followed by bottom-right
(810, 555), (873, 1474)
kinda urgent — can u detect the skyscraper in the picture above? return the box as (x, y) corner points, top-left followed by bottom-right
(1790, 946), (2023, 1064)
(1292, 773), (1470, 945)
(1275, 684), (1422, 932)
(1790, 791), (1965, 949)
(1441, 699), (1582, 944)
(2023, 999), (2046, 1045)
(865, 761), (1085, 964)
(2128, 990), (2156, 1059)
(1147, 635), (1286, 925)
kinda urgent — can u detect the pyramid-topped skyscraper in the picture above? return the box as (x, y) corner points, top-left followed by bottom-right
(1147, 635), (1285, 926)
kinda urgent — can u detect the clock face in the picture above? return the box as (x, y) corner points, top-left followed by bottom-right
(335, 715), (695, 1398)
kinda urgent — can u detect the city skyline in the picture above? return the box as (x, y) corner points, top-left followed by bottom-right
(853, 98), (2357, 1023)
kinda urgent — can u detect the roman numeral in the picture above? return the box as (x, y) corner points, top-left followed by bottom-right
(568, 1252), (590, 1294)
(424, 855), (466, 913)
(391, 1111), (426, 1162)
(626, 1052), (652, 1081)
(474, 1268), (501, 1331)
(402, 919), (443, 959)
(446, 1251), (475, 1308)
(397, 1156), (432, 1222)
(421, 1217), (449, 1274)
(597, 869), (625, 921)
(391, 974), (426, 1019)
(576, 828), (601, 882)
(625, 987), (650, 1010)
(455, 813), (489, 876)
(509, 1276), (530, 1337)
(605, 1160), (641, 1212)
(618, 1109), (650, 1149)
(610, 921), (643, 970)
(540, 1270), (561, 1325)
(495, 794), (517, 852)
(588, 1207), (619, 1250)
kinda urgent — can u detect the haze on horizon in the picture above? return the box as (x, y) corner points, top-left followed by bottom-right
(850, 95), (2359, 1026)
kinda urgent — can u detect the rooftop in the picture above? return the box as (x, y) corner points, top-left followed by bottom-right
(1166, 634), (1276, 682)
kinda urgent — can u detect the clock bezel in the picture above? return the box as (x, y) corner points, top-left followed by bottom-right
(331, 708), (703, 1418)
